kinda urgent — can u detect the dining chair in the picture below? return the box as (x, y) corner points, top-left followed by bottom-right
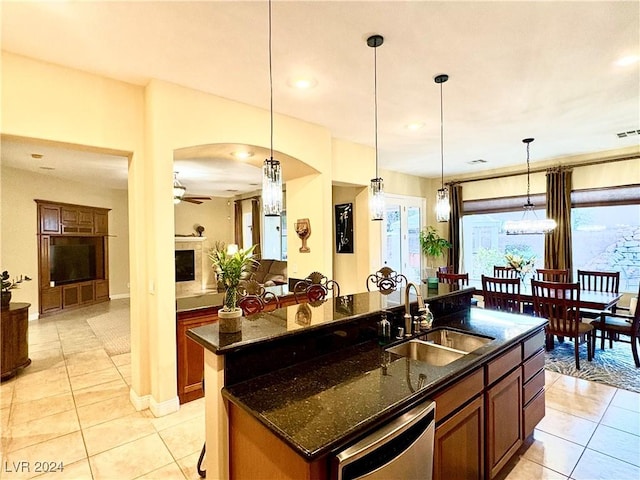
(590, 283), (639, 366)
(366, 266), (407, 294)
(293, 272), (340, 304)
(577, 269), (620, 322)
(437, 271), (469, 286)
(535, 268), (569, 282)
(237, 279), (280, 314)
(481, 275), (521, 313)
(438, 265), (455, 274)
(493, 266), (519, 279)
(531, 279), (594, 369)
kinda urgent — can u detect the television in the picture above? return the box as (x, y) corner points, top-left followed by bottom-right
(175, 250), (195, 282)
(50, 244), (96, 285)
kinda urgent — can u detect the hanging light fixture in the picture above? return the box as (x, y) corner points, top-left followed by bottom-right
(173, 172), (186, 204)
(262, 0), (282, 217)
(434, 74), (450, 222)
(367, 34), (385, 221)
(503, 138), (557, 235)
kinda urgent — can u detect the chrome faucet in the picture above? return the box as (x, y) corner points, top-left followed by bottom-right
(404, 282), (427, 337)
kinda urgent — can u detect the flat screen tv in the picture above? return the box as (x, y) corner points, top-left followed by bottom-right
(50, 244), (96, 285)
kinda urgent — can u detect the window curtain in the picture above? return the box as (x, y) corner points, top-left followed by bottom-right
(447, 184), (463, 273)
(251, 197), (262, 258)
(544, 167), (573, 277)
(234, 200), (243, 246)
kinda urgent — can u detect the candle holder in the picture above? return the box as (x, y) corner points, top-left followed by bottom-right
(295, 218), (311, 253)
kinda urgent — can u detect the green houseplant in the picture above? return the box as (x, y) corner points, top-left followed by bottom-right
(419, 226), (452, 284)
(208, 243), (258, 332)
(1, 271), (31, 308)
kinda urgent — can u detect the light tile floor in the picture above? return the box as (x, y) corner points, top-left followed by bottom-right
(1, 301), (639, 479)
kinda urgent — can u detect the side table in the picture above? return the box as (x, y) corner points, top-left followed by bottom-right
(1, 302), (31, 380)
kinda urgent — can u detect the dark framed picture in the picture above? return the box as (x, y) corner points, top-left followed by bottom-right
(335, 203), (354, 254)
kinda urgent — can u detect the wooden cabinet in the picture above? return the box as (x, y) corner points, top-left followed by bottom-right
(35, 200), (111, 316)
(1, 303), (31, 380)
(177, 308), (219, 404)
(522, 331), (545, 439)
(434, 395), (484, 480)
(486, 367), (523, 478)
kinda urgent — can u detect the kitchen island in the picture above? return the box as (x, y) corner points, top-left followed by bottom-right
(187, 285), (546, 479)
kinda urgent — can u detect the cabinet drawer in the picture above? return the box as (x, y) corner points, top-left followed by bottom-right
(434, 368), (483, 423)
(523, 330), (545, 360)
(522, 349), (545, 383)
(523, 369), (545, 406)
(523, 389), (545, 438)
(486, 345), (521, 386)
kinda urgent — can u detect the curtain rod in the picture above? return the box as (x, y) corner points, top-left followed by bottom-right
(447, 154), (639, 186)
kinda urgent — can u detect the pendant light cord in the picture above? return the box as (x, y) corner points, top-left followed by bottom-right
(373, 44), (379, 179)
(526, 140), (531, 204)
(439, 82), (444, 189)
(268, 0), (274, 160)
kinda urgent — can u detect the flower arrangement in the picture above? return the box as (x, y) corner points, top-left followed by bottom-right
(1, 271), (31, 308)
(208, 243), (258, 312)
(504, 253), (535, 279)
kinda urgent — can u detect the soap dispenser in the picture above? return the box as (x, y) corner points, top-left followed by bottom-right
(378, 311), (391, 343)
(420, 303), (434, 330)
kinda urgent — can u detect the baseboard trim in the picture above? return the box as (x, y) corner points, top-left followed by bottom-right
(150, 395), (180, 417)
(110, 293), (131, 300)
(28, 312), (40, 321)
(129, 388), (151, 411)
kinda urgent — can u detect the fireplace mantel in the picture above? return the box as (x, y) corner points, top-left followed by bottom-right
(175, 236), (207, 242)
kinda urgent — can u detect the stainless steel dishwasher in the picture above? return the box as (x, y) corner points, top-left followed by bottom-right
(332, 400), (436, 480)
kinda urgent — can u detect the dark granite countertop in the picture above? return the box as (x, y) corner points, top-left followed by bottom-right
(221, 308), (546, 460)
(186, 284), (472, 353)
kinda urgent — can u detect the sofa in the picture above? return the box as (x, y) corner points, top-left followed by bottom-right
(252, 259), (288, 287)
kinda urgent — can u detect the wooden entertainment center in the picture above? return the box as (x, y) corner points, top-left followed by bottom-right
(36, 200), (111, 316)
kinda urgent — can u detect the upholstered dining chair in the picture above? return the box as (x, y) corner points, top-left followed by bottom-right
(531, 279), (594, 370)
(366, 266), (407, 294)
(293, 272), (340, 304)
(481, 275), (521, 313)
(591, 283), (639, 366)
(237, 279), (280, 315)
(535, 268), (569, 282)
(493, 266), (519, 279)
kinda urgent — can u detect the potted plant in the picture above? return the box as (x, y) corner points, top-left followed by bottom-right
(419, 226), (452, 285)
(208, 243), (258, 333)
(1, 271), (30, 309)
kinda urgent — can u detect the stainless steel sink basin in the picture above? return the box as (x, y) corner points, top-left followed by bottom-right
(419, 328), (493, 353)
(386, 340), (466, 366)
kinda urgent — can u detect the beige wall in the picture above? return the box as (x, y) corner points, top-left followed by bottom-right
(0, 166), (130, 311)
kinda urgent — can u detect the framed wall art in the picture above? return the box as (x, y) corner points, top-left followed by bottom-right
(335, 203), (354, 254)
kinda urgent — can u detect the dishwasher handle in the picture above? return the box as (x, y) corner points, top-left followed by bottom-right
(333, 400), (436, 480)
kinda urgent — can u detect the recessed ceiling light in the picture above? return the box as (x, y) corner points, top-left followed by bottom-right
(468, 159), (487, 165)
(39, 166), (55, 170)
(231, 151), (254, 159)
(405, 122), (425, 130)
(287, 77), (317, 89)
(31, 153), (43, 159)
(615, 55), (639, 67)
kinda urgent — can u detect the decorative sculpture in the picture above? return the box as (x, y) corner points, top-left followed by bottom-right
(295, 218), (311, 253)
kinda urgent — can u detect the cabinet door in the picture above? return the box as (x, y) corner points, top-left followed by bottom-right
(63, 285), (80, 308)
(94, 211), (109, 235)
(486, 368), (523, 479)
(434, 396), (484, 480)
(95, 280), (109, 300)
(41, 287), (62, 314)
(40, 205), (61, 234)
(177, 312), (218, 404)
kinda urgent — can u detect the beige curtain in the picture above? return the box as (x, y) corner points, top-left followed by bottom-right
(234, 200), (243, 246)
(447, 184), (463, 273)
(251, 197), (262, 258)
(544, 167), (573, 278)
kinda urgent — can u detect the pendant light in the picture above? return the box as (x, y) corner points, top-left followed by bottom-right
(434, 74), (450, 222)
(503, 138), (557, 235)
(262, 0), (282, 217)
(368, 34), (384, 221)
(173, 172), (186, 204)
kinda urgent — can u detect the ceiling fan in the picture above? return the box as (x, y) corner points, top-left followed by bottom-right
(173, 172), (212, 205)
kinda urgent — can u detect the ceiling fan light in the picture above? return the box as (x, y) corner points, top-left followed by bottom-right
(173, 196), (182, 205)
(173, 172), (187, 199)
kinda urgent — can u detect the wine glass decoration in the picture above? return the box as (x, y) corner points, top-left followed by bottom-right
(295, 218), (311, 253)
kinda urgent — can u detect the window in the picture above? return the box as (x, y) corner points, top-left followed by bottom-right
(571, 203), (640, 293)
(462, 211), (544, 283)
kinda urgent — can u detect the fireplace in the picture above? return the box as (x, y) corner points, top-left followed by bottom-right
(175, 250), (195, 282)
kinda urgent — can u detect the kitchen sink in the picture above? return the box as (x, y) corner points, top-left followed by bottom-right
(386, 340), (466, 366)
(419, 328), (493, 353)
